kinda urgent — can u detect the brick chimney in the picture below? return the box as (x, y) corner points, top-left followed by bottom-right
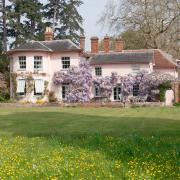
(44, 27), (53, 41)
(104, 35), (110, 53)
(91, 37), (99, 53)
(115, 37), (124, 52)
(80, 35), (85, 51)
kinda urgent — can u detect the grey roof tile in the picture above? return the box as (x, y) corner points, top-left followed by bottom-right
(9, 40), (81, 53)
(90, 52), (153, 65)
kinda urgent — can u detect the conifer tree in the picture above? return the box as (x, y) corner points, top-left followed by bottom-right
(44, 0), (84, 44)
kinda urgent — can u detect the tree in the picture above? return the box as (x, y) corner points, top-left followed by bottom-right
(99, 0), (180, 58)
(44, 0), (84, 44)
(22, 0), (44, 41)
(0, 0), (7, 52)
(7, 0), (44, 48)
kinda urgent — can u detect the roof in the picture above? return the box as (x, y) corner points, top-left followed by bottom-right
(90, 52), (153, 65)
(153, 49), (177, 69)
(9, 40), (81, 53)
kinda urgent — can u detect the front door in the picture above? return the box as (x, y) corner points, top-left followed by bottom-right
(113, 85), (121, 101)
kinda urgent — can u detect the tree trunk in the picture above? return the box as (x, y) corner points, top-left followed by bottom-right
(2, 0), (7, 52)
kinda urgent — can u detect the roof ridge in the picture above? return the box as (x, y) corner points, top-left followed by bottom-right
(37, 41), (52, 51)
(157, 49), (177, 66)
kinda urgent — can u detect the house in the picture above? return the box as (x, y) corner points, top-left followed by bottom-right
(8, 27), (179, 103)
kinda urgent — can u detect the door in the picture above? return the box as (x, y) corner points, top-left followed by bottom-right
(113, 85), (121, 101)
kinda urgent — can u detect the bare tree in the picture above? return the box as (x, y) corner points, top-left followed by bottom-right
(99, 0), (180, 58)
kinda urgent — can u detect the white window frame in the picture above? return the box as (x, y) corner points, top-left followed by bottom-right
(16, 79), (26, 96)
(62, 83), (70, 100)
(133, 84), (140, 97)
(34, 56), (43, 71)
(94, 86), (101, 97)
(62, 57), (70, 70)
(34, 79), (44, 96)
(113, 85), (122, 101)
(95, 67), (102, 76)
(19, 56), (26, 70)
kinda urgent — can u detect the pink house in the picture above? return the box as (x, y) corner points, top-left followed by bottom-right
(8, 28), (179, 103)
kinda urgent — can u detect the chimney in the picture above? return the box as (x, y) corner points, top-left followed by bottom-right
(115, 37), (124, 52)
(80, 35), (85, 51)
(44, 27), (53, 41)
(91, 37), (99, 53)
(104, 35), (110, 53)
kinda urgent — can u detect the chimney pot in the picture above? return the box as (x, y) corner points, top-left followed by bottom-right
(104, 35), (110, 53)
(44, 27), (53, 41)
(115, 37), (124, 52)
(91, 36), (99, 53)
(80, 35), (85, 51)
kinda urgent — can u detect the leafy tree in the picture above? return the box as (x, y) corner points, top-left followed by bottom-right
(44, 0), (84, 44)
(99, 0), (180, 58)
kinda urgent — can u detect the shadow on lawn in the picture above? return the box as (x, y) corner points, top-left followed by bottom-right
(0, 111), (179, 138)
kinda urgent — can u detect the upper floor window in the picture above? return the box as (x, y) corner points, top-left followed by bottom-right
(34, 56), (43, 70)
(133, 84), (140, 97)
(62, 57), (70, 69)
(132, 64), (140, 73)
(19, 56), (26, 70)
(95, 67), (102, 76)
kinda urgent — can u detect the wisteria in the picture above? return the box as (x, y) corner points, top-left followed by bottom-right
(54, 62), (175, 103)
(53, 60), (92, 103)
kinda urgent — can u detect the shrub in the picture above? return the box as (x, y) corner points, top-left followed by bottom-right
(48, 91), (57, 103)
(174, 102), (180, 107)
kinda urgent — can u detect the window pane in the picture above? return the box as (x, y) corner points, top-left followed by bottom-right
(62, 57), (70, 69)
(19, 56), (26, 70)
(95, 67), (102, 76)
(133, 84), (140, 96)
(34, 56), (42, 70)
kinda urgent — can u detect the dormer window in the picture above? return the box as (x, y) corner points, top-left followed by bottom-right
(62, 57), (70, 69)
(34, 56), (43, 71)
(19, 56), (26, 70)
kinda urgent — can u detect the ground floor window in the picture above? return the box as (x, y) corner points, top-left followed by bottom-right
(62, 83), (69, 100)
(133, 84), (140, 96)
(114, 85), (121, 101)
(34, 79), (44, 96)
(17, 79), (26, 96)
(94, 86), (101, 97)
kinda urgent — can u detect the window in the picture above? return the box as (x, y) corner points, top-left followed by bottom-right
(114, 85), (121, 101)
(17, 79), (26, 96)
(133, 84), (140, 97)
(95, 67), (102, 76)
(34, 79), (44, 96)
(94, 86), (101, 97)
(19, 56), (26, 70)
(62, 83), (69, 100)
(34, 56), (43, 70)
(62, 57), (70, 69)
(132, 64), (140, 73)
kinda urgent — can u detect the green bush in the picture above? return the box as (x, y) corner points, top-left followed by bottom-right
(0, 89), (10, 102)
(159, 82), (172, 102)
(174, 102), (180, 107)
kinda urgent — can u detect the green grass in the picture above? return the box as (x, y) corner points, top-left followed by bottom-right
(0, 107), (179, 179)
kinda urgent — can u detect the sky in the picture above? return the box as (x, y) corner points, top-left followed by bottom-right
(79, 0), (109, 50)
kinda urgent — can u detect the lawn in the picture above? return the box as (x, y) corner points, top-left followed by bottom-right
(0, 107), (179, 179)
